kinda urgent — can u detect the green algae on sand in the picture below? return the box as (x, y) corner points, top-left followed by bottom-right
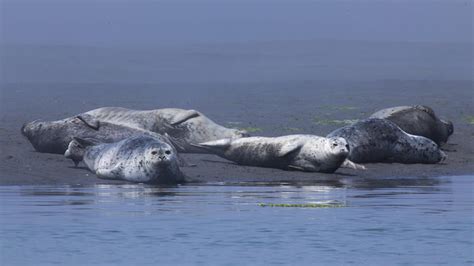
(313, 116), (359, 126)
(466, 116), (474, 125)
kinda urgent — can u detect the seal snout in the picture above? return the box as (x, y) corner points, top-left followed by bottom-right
(150, 148), (173, 162)
(20, 122), (28, 136)
(444, 120), (454, 136)
(21, 120), (43, 138)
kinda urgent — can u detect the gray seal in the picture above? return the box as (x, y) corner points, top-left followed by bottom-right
(65, 135), (185, 184)
(370, 105), (453, 145)
(84, 107), (249, 153)
(21, 114), (175, 156)
(327, 118), (446, 164)
(193, 135), (358, 173)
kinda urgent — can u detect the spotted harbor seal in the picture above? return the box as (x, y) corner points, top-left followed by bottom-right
(327, 118), (446, 164)
(84, 107), (249, 153)
(370, 105), (453, 145)
(21, 114), (176, 155)
(193, 135), (360, 173)
(65, 135), (185, 184)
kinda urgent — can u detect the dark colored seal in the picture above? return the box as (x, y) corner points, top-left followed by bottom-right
(370, 105), (453, 145)
(327, 118), (446, 164)
(21, 114), (174, 155)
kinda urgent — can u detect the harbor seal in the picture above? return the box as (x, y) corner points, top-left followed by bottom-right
(21, 114), (176, 156)
(370, 105), (453, 145)
(84, 107), (249, 153)
(65, 135), (186, 184)
(193, 135), (356, 173)
(327, 118), (446, 164)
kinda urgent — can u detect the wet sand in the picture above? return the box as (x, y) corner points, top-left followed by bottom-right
(1, 80), (473, 186)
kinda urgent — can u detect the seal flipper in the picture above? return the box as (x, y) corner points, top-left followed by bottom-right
(169, 110), (200, 126)
(341, 159), (366, 170)
(76, 114), (100, 130)
(64, 137), (101, 166)
(287, 165), (305, 171)
(96, 165), (122, 180)
(277, 142), (303, 158)
(190, 139), (232, 156)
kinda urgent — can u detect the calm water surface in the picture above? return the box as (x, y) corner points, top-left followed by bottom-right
(1, 176), (473, 265)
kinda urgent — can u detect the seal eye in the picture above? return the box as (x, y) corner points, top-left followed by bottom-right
(165, 150), (171, 155)
(151, 151), (158, 155)
(332, 143), (338, 147)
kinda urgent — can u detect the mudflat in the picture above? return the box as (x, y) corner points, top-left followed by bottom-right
(1, 80), (473, 185)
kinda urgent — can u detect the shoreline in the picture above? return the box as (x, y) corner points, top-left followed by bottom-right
(1, 80), (473, 186)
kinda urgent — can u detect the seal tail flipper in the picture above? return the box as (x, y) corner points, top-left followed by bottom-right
(169, 110), (201, 126)
(76, 114), (101, 130)
(341, 159), (366, 170)
(189, 139), (232, 155)
(64, 137), (101, 167)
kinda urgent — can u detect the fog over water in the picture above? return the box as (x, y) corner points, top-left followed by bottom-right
(1, 0), (472, 83)
(1, 0), (472, 45)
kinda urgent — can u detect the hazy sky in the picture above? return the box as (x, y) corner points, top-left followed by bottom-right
(1, 0), (472, 46)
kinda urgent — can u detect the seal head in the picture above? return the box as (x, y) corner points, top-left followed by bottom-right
(291, 136), (350, 173)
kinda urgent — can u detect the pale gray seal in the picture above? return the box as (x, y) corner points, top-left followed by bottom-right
(327, 118), (446, 164)
(193, 135), (357, 173)
(84, 107), (249, 153)
(21, 114), (176, 156)
(370, 105), (453, 145)
(65, 135), (185, 184)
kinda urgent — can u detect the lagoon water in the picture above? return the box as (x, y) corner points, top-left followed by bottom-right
(1, 176), (473, 265)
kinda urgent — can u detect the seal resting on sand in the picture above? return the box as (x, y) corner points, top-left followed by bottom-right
(370, 105), (453, 145)
(84, 107), (249, 153)
(327, 118), (446, 164)
(21, 114), (176, 155)
(65, 135), (185, 184)
(193, 135), (362, 173)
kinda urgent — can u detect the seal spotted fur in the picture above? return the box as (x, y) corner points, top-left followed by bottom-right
(84, 107), (249, 153)
(193, 135), (358, 173)
(21, 114), (175, 155)
(370, 105), (453, 145)
(327, 118), (446, 164)
(65, 135), (185, 184)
